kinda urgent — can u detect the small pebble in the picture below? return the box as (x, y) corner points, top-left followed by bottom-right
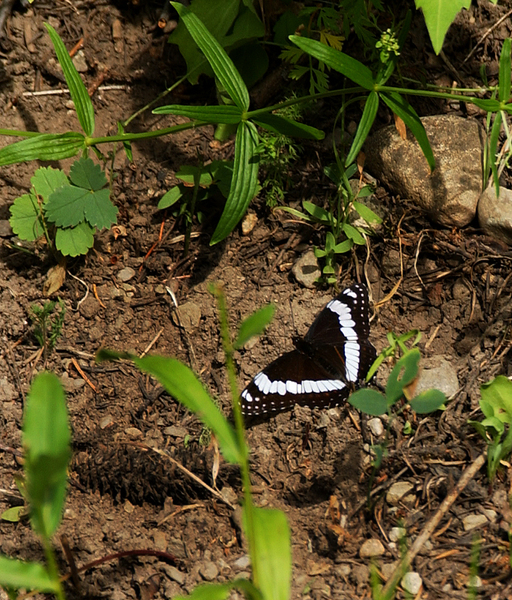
(401, 572), (422, 594)
(360, 538), (385, 558)
(462, 514), (488, 531)
(124, 427), (143, 439)
(386, 482), (414, 505)
(292, 250), (321, 288)
(100, 415), (114, 429)
(242, 212), (258, 235)
(118, 267), (136, 282)
(389, 527), (406, 542)
(163, 425), (188, 437)
(199, 561), (219, 581)
(234, 555), (250, 569)
(368, 417), (384, 437)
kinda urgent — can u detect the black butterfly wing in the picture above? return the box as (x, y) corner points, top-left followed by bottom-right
(240, 350), (350, 418)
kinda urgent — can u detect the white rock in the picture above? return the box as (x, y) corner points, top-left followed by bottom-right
(389, 527), (406, 542)
(462, 514), (488, 531)
(368, 417), (384, 437)
(360, 538), (385, 558)
(386, 482), (414, 506)
(415, 357), (459, 398)
(401, 572), (422, 594)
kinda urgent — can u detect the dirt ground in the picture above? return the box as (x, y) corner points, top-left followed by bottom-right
(1, 1), (512, 599)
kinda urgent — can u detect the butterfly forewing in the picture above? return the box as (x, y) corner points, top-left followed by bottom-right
(240, 283), (376, 419)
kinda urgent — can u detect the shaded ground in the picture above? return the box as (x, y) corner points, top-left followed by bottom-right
(0, 1), (512, 599)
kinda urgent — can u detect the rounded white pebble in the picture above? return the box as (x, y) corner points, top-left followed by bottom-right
(360, 538), (385, 558)
(401, 572), (422, 594)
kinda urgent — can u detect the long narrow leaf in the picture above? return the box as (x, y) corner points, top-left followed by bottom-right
(252, 113), (324, 140)
(44, 24), (95, 136)
(0, 557), (58, 592)
(211, 121), (259, 244)
(289, 35), (374, 90)
(0, 133), (85, 166)
(499, 38), (511, 102)
(345, 91), (379, 166)
(153, 104), (243, 124)
(171, 2), (249, 110)
(489, 111), (503, 192)
(381, 92), (435, 171)
(235, 304), (275, 349)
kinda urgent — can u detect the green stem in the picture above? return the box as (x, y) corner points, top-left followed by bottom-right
(42, 536), (65, 600)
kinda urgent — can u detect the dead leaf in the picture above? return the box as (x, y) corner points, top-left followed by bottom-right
(43, 261), (66, 296)
(394, 114), (407, 140)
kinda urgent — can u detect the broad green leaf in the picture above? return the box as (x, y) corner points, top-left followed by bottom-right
(289, 35), (374, 90)
(0, 556), (58, 592)
(480, 376), (512, 424)
(349, 388), (388, 416)
(23, 372), (70, 537)
(415, 0), (470, 55)
(235, 304), (275, 349)
(381, 92), (435, 171)
(0, 132), (85, 166)
(303, 200), (330, 222)
(176, 165), (214, 186)
(247, 507), (291, 600)
(153, 104), (243, 124)
(409, 389), (446, 413)
(55, 221), (95, 256)
(69, 157), (108, 191)
(471, 98), (502, 112)
(211, 121), (259, 244)
(352, 201), (382, 224)
(46, 185), (89, 227)
(31, 167), (69, 201)
(173, 580), (263, 600)
(158, 186), (184, 210)
(83, 189), (118, 230)
(252, 113), (324, 140)
(386, 349), (420, 405)
(1, 505), (28, 522)
(96, 351), (242, 464)
(333, 239), (353, 253)
(342, 222), (365, 245)
(345, 91), (379, 166)
(44, 24), (95, 136)
(9, 193), (44, 241)
(171, 2), (250, 110)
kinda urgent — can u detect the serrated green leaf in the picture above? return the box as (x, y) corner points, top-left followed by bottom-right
(349, 388), (389, 416)
(44, 24), (95, 136)
(55, 221), (95, 256)
(252, 113), (324, 140)
(381, 92), (435, 171)
(211, 120), (259, 244)
(171, 2), (250, 110)
(345, 91), (379, 166)
(158, 186), (184, 210)
(0, 556), (58, 592)
(415, 0), (470, 55)
(289, 35), (374, 89)
(9, 193), (44, 241)
(153, 104), (243, 124)
(69, 157), (108, 190)
(31, 167), (69, 201)
(235, 304), (275, 349)
(0, 132), (85, 166)
(23, 372), (70, 538)
(83, 189), (118, 230)
(46, 185), (89, 227)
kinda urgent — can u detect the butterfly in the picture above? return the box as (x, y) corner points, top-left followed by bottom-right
(240, 283), (376, 418)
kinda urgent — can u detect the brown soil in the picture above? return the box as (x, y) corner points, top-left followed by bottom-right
(0, 1), (512, 599)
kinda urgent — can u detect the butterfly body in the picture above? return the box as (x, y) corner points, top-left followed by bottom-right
(241, 283), (376, 418)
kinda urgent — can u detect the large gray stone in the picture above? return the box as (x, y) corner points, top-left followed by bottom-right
(478, 185), (512, 244)
(365, 115), (483, 227)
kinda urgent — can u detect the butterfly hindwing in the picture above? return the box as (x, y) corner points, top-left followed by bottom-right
(240, 283), (376, 419)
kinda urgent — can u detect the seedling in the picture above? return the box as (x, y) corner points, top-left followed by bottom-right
(29, 298), (66, 363)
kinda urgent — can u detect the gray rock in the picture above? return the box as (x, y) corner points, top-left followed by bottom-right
(478, 185), (512, 244)
(117, 267), (136, 282)
(163, 565), (186, 586)
(292, 250), (321, 288)
(173, 302), (201, 331)
(386, 481), (414, 506)
(368, 417), (384, 437)
(199, 561), (219, 581)
(401, 572), (422, 594)
(415, 357), (459, 398)
(365, 115), (483, 227)
(463, 514), (488, 531)
(360, 538), (385, 558)
(79, 296), (100, 319)
(233, 555), (250, 569)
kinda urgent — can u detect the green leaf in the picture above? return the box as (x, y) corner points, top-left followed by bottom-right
(158, 186), (184, 210)
(349, 388), (389, 416)
(252, 113), (324, 140)
(471, 98), (503, 112)
(0, 556), (58, 592)
(342, 222), (365, 245)
(345, 91), (379, 166)
(303, 201), (330, 222)
(235, 305), (275, 349)
(31, 167), (69, 201)
(83, 189), (118, 229)
(55, 221), (95, 256)
(153, 104), (243, 124)
(46, 185), (89, 227)
(289, 35), (374, 90)
(69, 157), (108, 190)
(171, 2), (250, 110)
(97, 351), (242, 464)
(415, 0), (471, 55)
(211, 120), (259, 244)
(247, 507), (291, 600)
(0, 132), (85, 166)
(44, 24), (95, 136)
(352, 201), (382, 224)
(1, 505), (28, 522)
(480, 375), (512, 424)
(9, 193), (44, 241)
(23, 372), (70, 538)
(381, 92), (435, 171)
(333, 239), (353, 253)
(489, 111), (503, 191)
(176, 165), (214, 186)
(386, 349), (420, 405)
(173, 580), (263, 600)
(409, 389), (446, 413)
